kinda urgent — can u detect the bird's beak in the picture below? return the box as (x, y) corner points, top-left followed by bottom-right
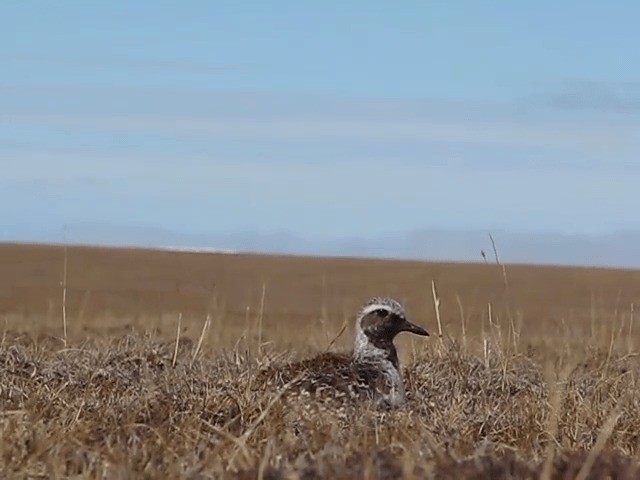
(400, 318), (430, 336)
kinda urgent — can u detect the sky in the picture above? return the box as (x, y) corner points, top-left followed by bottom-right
(2, 1), (640, 261)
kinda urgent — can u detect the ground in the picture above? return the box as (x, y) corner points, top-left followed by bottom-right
(1, 243), (639, 479)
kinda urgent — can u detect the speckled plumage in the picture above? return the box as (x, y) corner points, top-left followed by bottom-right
(258, 296), (430, 408)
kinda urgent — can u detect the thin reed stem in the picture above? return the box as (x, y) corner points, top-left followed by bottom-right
(172, 312), (182, 367)
(61, 242), (68, 346)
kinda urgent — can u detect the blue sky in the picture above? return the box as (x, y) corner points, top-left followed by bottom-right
(2, 1), (640, 248)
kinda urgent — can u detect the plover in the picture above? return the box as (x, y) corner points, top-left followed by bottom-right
(258, 296), (429, 408)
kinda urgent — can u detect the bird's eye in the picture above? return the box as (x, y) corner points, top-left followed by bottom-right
(376, 309), (389, 318)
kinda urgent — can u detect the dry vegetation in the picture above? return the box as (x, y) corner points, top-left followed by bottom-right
(1, 243), (640, 479)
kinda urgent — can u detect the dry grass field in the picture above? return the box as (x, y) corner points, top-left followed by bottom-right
(1, 242), (640, 479)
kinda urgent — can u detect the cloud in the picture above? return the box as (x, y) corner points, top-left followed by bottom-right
(4, 109), (638, 155)
(5, 53), (260, 76)
(544, 81), (640, 113)
(3, 84), (640, 180)
(2, 84), (639, 161)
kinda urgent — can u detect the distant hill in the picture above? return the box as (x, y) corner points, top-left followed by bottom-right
(3, 221), (640, 269)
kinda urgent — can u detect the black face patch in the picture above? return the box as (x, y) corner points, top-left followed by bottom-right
(359, 310), (400, 367)
(359, 313), (379, 332)
(360, 310), (401, 340)
(360, 307), (428, 342)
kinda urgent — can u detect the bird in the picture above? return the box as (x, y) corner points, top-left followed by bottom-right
(257, 296), (430, 408)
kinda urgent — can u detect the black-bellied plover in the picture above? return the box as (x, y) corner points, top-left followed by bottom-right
(259, 296), (429, 408)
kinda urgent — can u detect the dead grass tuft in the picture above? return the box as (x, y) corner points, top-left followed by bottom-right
(0, 330), (638, 478)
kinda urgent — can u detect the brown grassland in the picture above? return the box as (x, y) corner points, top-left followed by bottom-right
(1, 242), (640, 479)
